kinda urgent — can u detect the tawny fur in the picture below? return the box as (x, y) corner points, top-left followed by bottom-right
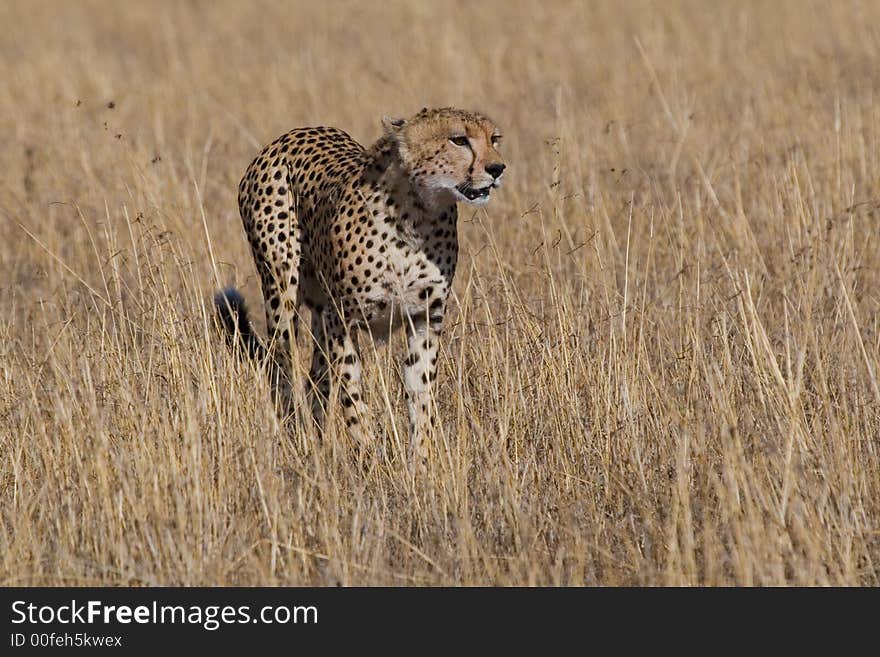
(216, 107), (506, 461)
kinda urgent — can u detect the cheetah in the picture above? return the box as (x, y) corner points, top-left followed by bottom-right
(215, 107), (506, 461)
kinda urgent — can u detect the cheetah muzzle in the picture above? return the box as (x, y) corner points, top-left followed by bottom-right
(456, 182), (492, 202)
(215, 107), (506, 465)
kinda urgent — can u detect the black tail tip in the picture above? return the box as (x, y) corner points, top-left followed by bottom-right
(214, 286), (247, 311)
(214, 286), (251, 336)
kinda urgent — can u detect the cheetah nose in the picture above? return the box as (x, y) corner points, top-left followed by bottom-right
(485, 163), (506, 179)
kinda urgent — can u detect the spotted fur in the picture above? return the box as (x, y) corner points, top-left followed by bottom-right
(216, 107), (506, 462)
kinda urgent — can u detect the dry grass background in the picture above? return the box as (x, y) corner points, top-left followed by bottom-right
(2, 0), (879, 585)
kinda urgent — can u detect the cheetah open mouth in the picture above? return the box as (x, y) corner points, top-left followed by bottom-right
(455, 183), (492, 201)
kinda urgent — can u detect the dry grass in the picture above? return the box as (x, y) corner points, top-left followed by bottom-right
(2, 0), (879, 586)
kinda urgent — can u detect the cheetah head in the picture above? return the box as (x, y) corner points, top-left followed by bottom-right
(383, 107), (506, 207)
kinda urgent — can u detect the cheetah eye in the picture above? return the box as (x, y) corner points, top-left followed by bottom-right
(449, 136), (469, 147)
(491, 135), (502, 146)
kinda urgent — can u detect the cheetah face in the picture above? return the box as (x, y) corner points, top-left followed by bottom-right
(384, 108), (506, 207)
(445, 126), (505, 207)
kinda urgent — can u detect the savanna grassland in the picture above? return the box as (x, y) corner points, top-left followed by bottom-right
(2, 0), (879, 586)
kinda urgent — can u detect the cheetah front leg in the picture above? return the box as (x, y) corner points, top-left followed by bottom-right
(403, 313), (442, 464)
(308, 309), (375, 447)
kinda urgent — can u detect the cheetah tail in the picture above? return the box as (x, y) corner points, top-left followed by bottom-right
(213, 286), (267, 361)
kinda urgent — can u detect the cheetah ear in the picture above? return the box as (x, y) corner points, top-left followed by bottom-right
(382, 115), (407, 133)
